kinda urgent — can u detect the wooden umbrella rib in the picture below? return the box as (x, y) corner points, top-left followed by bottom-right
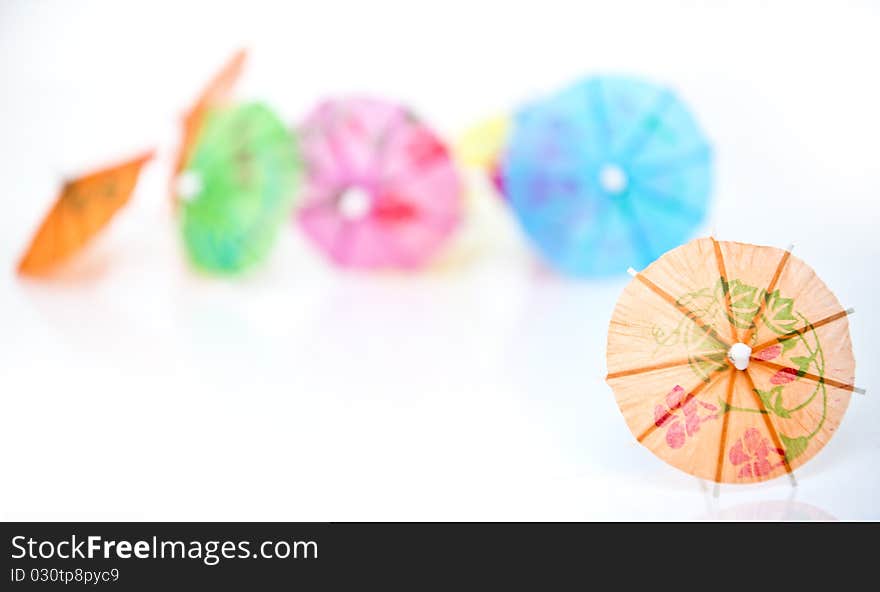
(710, 237), (739, 343)
(741, 369), (796, 483)
(607, 349), (728, 380)
(636, 366), (729, 443)
(751, 308), (854, 353)
(742, 246), (792, 344)
(631, 272), (730, 349)
(750, 358), (865, 394)
(714, 368), (737, 483)
(607, 357), (701, 380)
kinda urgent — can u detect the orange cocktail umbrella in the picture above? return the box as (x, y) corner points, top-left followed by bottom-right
(17, 151), (154, 276)
(606, 237), (862, 484)
(170, 49), (246, 206)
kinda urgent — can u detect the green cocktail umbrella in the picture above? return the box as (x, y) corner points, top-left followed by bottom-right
(177, 102), (300, 274)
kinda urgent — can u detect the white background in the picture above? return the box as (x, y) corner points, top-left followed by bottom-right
(0, 0), (877, 520)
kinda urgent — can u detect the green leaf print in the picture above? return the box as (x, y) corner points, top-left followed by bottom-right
(755, 386), (774, 409)
(780, 434), (809, 462)
(789, 355), (814, 374)
(779, 335), (798, 352)
(771, 389), (791, 418)
(752, 386), (791, 418)
(728, 280), (759, 328)
(761, 290), (798, 335)
(689, 350), (729, 382)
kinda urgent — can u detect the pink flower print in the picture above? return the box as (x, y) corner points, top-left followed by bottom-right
(654, 385), (718, 449)
(372, 191), (417, 223)
(406, 129), (448, 169)
(728, 428), (786, 478)
(753, 344), (782, 361)
(770, 367), (798, 385)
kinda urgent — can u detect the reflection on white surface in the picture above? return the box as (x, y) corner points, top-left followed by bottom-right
(701, 500), (836, 522)
(696, 483), (836, 521)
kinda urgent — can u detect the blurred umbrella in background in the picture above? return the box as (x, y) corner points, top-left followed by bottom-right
(456, 114), (510, 197)
(606, 237), (861, 484)
(17, 151), (154, 277)
(296, 97), (462, 269)
(497, 76), (713, 277)
(172, 52), (301, 274)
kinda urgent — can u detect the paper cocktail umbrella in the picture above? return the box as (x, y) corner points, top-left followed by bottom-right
(178, 103), (300, 273)
(606, 238), (862, 483)
(172, 52), (300, 273)
(502, 76), (712, 277)
(456, 114), (510, 196)
(296, 97), (462, 269)
(17, 151), (154, 276)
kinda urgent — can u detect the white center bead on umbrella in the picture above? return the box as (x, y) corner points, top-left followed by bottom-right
(728, 342), (753, 371)
(599, 164), (628, 195)
(338, 187), (372, 220)
(176, 171), (203, 202)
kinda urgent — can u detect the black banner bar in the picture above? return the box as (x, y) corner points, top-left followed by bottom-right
(1, 522), (872, 589)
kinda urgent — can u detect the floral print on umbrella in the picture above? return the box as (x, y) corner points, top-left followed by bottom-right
(654, 385), (718, 449)
(728, 428), (786, 478)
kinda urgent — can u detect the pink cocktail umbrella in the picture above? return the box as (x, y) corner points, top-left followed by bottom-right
(296, 97), (463, 269)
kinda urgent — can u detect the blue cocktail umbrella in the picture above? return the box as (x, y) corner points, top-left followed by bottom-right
(501, 76), (712, 277)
